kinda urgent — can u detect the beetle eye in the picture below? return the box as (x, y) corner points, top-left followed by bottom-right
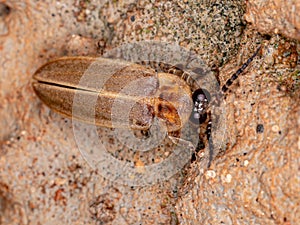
(192, 88), (211, 103)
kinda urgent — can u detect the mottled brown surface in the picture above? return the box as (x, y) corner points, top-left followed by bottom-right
(0, 0), (299, 225)
(176, 38), (300, 224)
(245, 0), (300, 41)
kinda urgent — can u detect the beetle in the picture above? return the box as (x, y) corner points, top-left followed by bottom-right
(32, 56), (193, 132)
(32, 46), (261, 167)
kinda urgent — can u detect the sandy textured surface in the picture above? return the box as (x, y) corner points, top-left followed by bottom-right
(0, 1), (299, 225)
(245, 0), (300, 41)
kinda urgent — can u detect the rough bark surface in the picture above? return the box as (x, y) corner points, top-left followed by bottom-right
(245, 0), (300, 41)
(0, 0), (299, 224)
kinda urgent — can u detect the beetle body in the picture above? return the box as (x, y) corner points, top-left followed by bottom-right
(32, 44), (261, 169)
(32, 57), (194, 132)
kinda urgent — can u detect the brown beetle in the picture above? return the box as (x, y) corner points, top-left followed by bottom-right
(32, 56), (193, 132)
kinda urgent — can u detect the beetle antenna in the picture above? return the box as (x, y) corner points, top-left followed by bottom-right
(221, 46), (261, 92)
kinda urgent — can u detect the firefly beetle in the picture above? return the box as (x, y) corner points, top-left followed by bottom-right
(32, 45), (261, 168)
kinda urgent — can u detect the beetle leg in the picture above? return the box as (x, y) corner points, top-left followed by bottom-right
(205, 111), (214, 168)
(168, 136), (196, 154)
